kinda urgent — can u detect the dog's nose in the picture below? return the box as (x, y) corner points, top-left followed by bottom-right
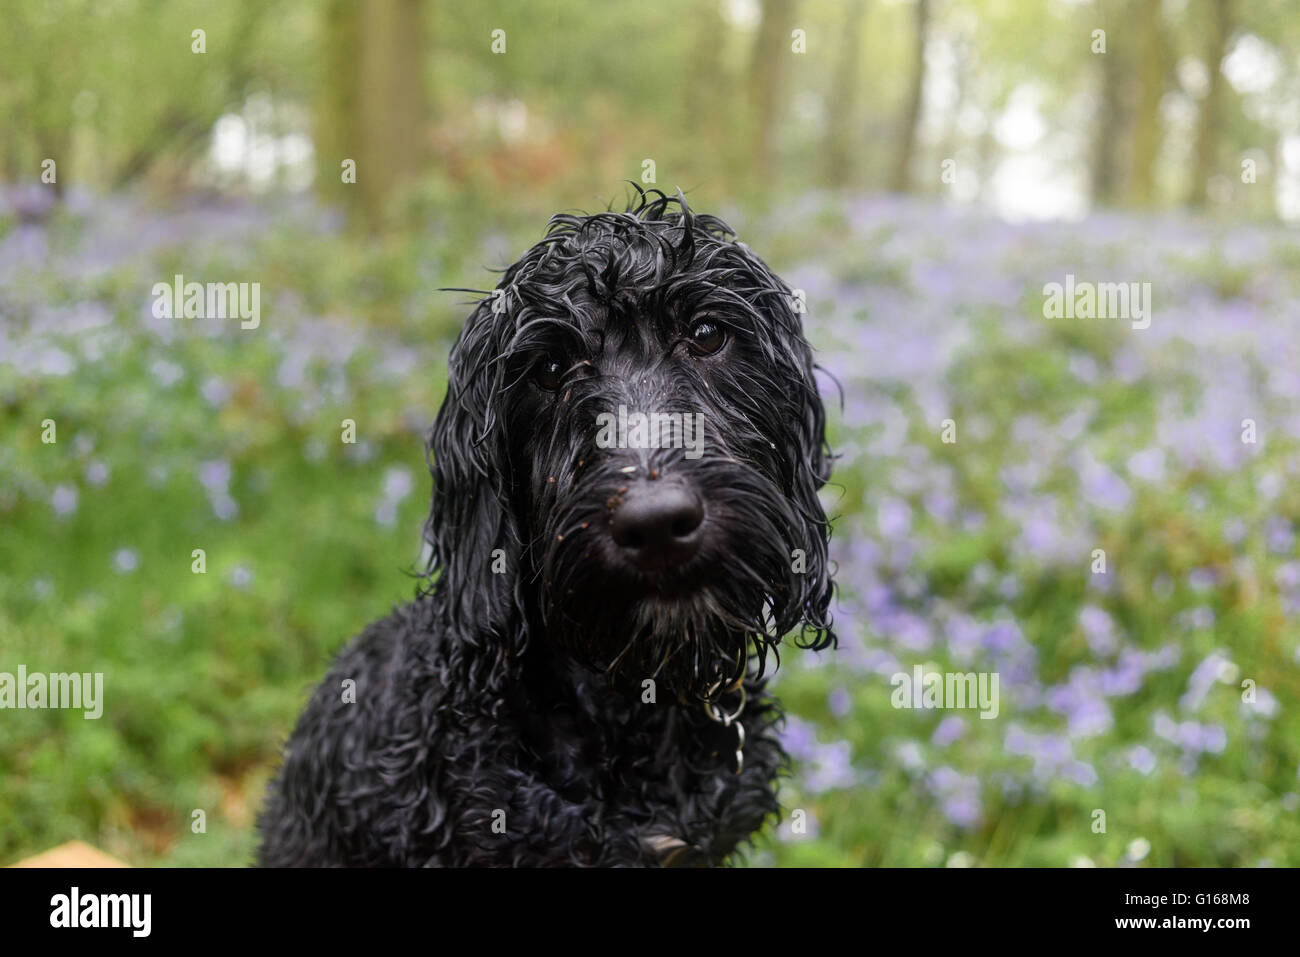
(610, 484), (704, 562)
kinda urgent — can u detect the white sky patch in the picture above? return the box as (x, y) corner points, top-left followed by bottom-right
(1222, 33), (1281, 94)
(1177, 56), (1210, 99)
(985, 84), (1086, 221)
(990, 152), (1088, 221)
(994, 86), (1047, 151)
(722, 0), (759, 30)
(1279, 135), (1300, 222)
(208, 93), (314, 192)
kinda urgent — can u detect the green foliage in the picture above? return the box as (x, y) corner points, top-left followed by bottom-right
(3, 193), (1298, 867)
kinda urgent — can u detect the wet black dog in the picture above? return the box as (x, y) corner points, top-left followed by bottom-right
(258, 190), (834, 866)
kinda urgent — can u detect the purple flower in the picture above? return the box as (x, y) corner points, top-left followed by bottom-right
(895, 741), (925, 772)
(1100, 650), (1146, 696)
(1180, 651), (1232, 712)
(1013, 498), (1077, 563)
(1078, 605), (1118, 655)
(202, 376), (232, 408)
(149, 358), (184, 388)
(827, 688), (852, 718)
(1223, 518), (1248, 545)
(1047, 671), (1114, 738)
(113, 548), (139, 573)
(1079, 460), (1132, 511)
(982, 619), (1022, 653)
(51, 484), (78, 518)
(944, 612), (983, 665)
(198, 459), (239, 521)
(1276, 562), (1300, 591)
(942, 795), (982, 829)
(375, 466), (414, 526)
(889, 609), (934, 652)
(1177, 605), (1216, 631)
(779, 715), (819, 763)
(876, 497), (912, 542)
(1064, 760), (1099, 787)
(803, 739), (858, 793)
(198, 459), (232, 492)
(931, 715), (967, 747)
(1266, 517), (1296, 554)
(1178, 721), (1227, 754)
(1243, 686), (1279, 719)
(1127, 745), (1157, 775)
(927, 766), (983, 829)
(1126, 447), (1166, 482)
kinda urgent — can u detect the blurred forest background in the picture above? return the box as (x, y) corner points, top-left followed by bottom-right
(2, 0), (1299, 868)
(4, 0), (1299, 224)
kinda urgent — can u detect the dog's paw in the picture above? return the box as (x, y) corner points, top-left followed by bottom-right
(642, 832), (707, 867)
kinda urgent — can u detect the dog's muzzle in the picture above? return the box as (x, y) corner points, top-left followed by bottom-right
(608, 480), (704, 572)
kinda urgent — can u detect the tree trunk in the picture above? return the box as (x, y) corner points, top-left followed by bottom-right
(749, 0), (798, 182)
(890, 0), (930, 193)
(687, 0), (730, 162)
(936, 33), (970, 185)
(318, 0), (427, 229)
(317, 0), (361, 202)
(1187, 0), (1233, 207)
(1127, 0), (1165, 207)
(1090, 0), (1129, 208)
(825, 0), (869, 187)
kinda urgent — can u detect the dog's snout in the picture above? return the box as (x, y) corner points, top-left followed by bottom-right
(610, 484), (704, 562)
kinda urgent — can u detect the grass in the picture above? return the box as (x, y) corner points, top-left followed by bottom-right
(2, 189), (1298, 866)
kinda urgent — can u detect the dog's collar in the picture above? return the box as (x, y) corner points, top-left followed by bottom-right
(702, 676), (747, 775)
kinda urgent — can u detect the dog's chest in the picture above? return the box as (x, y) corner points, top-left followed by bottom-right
(520, 682), (750, 800)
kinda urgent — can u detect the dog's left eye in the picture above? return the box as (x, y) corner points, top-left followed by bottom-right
(534, 356), (566, 391)
(687, 319), (726, 356)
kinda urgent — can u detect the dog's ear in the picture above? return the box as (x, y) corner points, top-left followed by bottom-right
(698, 226), (837, 651)
(731, 244), (836, 652)
(423, 296), (530, 678)
(789, 339), (836, 652)
(785, 343), (837, 650)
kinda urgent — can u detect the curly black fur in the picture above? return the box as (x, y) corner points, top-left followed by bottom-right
(257, 189), (835, 867)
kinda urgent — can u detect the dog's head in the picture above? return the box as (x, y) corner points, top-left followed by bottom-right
(425, 190), (833, 699)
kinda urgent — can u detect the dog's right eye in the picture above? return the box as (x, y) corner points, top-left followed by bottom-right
(687, 319), (726, 356)
(534, 356), (566, 392)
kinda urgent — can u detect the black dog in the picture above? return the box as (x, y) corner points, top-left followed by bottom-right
(257, 190), (834, 866)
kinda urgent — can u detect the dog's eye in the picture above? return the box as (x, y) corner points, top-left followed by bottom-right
(687, 319), (726, 356)
(534, 356), (566, 391)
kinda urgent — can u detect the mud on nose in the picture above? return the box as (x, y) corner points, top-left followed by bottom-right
(610, 483), (704, 562)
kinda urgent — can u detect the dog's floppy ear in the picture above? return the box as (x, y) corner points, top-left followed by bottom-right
(423, 296), (529, 681)
(789, 337), (837, 652)
(774, 287), (837, 655)
(728, 238), (836, 653)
